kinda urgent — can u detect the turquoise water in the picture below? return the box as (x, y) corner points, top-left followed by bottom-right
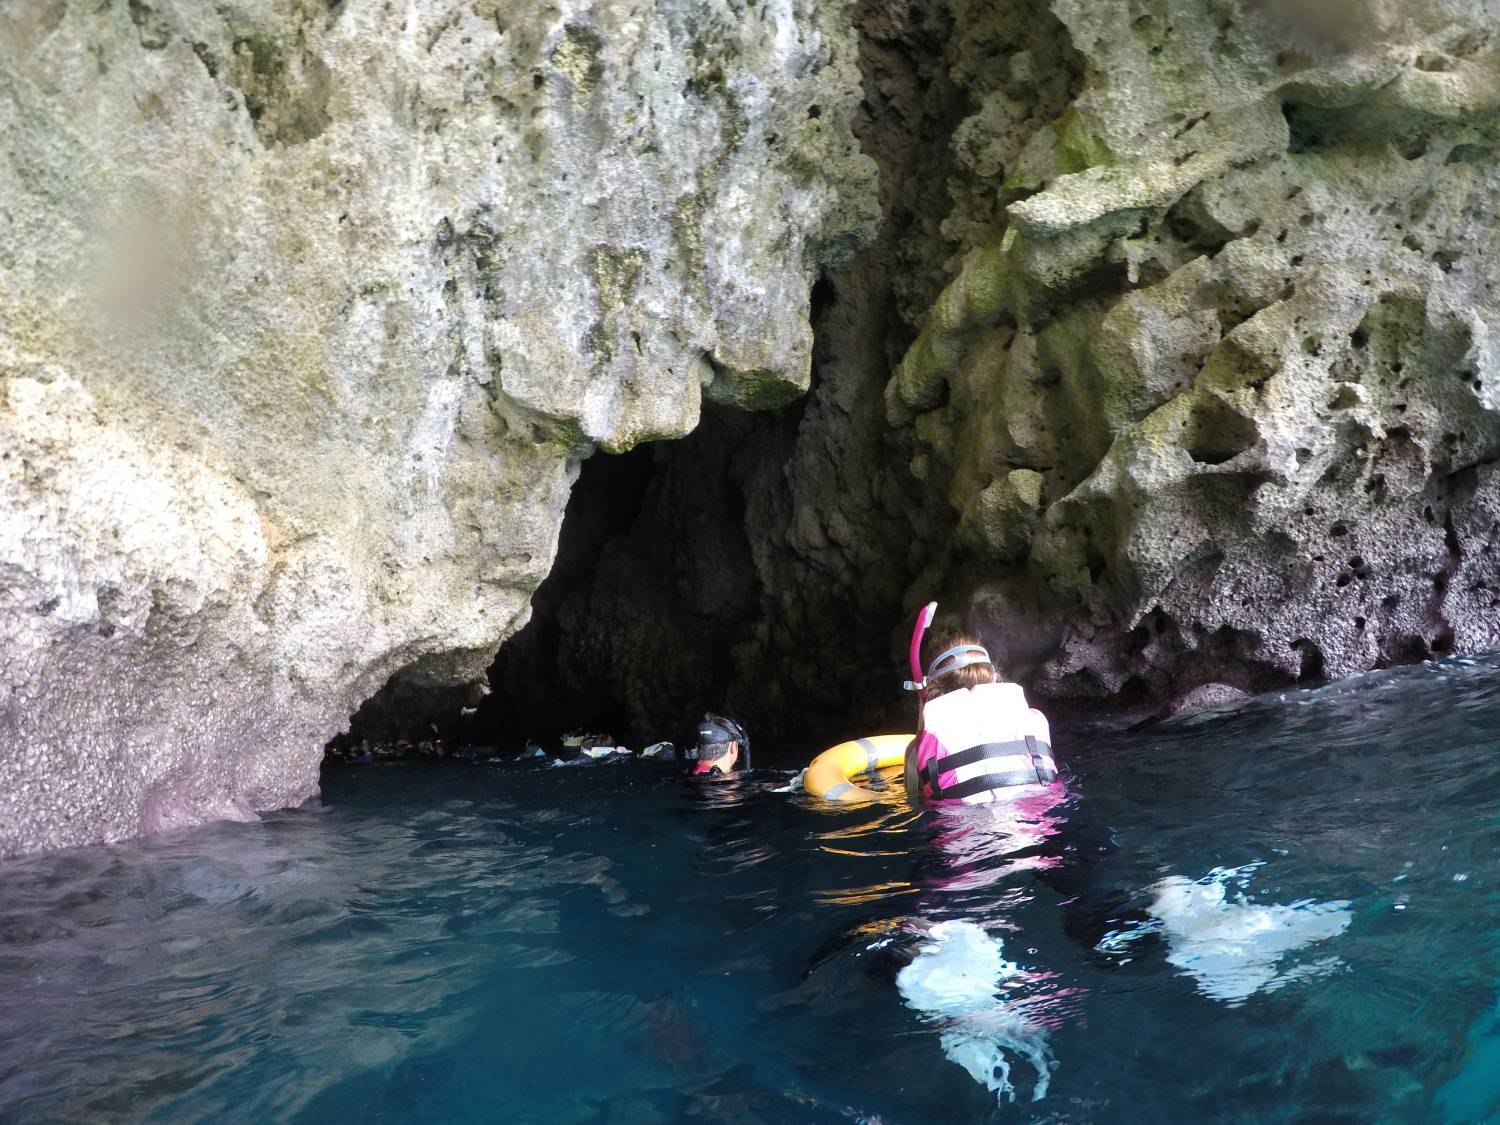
(2, 660), (1499, 1122)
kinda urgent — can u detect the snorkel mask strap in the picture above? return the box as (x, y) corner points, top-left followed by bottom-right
(925, 643), (993, 681)
(903, 601), (938, 694)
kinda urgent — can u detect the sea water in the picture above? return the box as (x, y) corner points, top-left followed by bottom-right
(2, 657), (1499, 1122)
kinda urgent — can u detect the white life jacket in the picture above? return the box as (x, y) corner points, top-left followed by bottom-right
(915, 682), (1056, 805)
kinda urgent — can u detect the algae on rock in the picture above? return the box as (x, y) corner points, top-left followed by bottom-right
(889, 0), (1500, 711)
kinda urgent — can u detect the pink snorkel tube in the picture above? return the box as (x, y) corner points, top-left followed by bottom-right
(903, 602), (938, 714)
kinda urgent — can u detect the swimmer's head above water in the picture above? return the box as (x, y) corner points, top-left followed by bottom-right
(920, 629), (999, 703)
(904, 603), (999, 700)
(693, 713), (751, 775)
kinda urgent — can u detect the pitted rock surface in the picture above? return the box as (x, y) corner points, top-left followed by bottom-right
(888, 0), (1500, 708)
(498, 0), (1500, 742)
(12, 0), (1500, 849)
(0, 0), (875, 856)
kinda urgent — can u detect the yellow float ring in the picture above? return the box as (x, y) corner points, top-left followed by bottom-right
(804, 734), (913, 802)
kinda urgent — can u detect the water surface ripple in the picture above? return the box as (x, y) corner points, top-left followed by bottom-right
(3, 658), (1500, 1122)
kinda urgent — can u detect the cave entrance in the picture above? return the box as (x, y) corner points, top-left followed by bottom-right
(480, 404), (765, 751)
(328, 404), (771, 762)
(478, 441), (660, 748)
(326, 442), (659, 759)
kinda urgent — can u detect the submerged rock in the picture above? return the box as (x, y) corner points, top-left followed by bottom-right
(0, 0), (875, 856)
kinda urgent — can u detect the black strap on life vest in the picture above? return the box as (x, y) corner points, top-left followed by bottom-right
(921, 736), (1057, 802)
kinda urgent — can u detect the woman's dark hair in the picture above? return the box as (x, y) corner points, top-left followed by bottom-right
(920, 629), (997, 702)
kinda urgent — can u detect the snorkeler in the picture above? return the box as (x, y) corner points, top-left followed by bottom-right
(903, 615), (1055, 807)
(692, 713), (751, 776)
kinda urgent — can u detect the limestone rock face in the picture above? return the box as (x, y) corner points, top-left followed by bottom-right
(0, 0), (875, 856)
(887, 0), (1500, 708)
(487, 0), (986, 740)
(504, 0), (1500, 743)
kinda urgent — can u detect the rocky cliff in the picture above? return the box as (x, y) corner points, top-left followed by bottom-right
(889, 0), (1500, 712)
(498, 0), (1500, 742)
(0, 0), (875, 856)
(9, 0), (1500, 856)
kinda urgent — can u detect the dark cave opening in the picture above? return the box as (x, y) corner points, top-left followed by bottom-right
(329, 436), (675, 757)
(330, 400), (800, 761)
(326, 442), (659, 757)
(476, 400), (781, 752)
(478, 440), (661, 748)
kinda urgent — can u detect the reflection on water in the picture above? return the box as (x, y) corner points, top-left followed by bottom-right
(896, 920), (1058, 1102)
(2, 656), (1500, 1121)
(1146, 864), (1352, 1005)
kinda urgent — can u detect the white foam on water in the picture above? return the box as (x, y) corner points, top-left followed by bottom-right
(895, 920), (1055, 1102)
(1149, 866), (1353, 1005)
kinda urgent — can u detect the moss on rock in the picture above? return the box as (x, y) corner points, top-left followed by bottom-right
(882, 0), (1500, 715)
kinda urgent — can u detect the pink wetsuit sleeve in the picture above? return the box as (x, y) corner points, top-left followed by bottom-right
(914, 731), (945, 798)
